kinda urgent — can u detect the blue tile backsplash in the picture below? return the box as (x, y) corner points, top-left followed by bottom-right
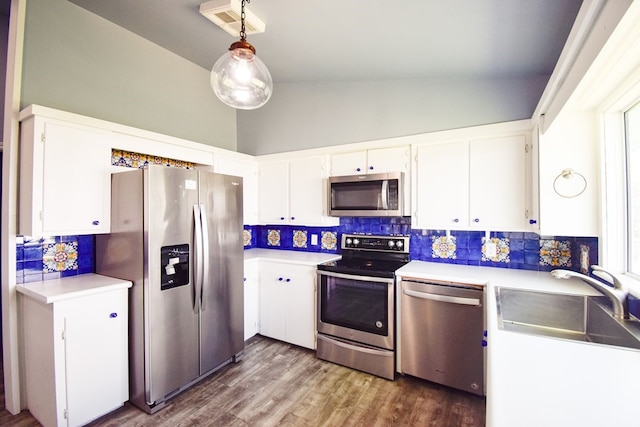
(246, 217), (599, 274)
(16, 235), (95, 284)
(17, 216), (640, 320)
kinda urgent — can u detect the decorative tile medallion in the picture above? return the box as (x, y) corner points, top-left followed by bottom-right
(112, 149), (195, 169)
(431, 236), (457, 259)
(540, 239), (572, 267)
(293, 230), (308, 248)
(321, 231), (338, 251)
(482, 237), (510, 263)
(243, 229), (252, 247)
(267, 229), (281, 247)
(579, 244), (590, 274)
(43, 242), (78, 272)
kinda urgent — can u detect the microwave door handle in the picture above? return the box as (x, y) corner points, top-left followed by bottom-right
(381, 180), (389, 209)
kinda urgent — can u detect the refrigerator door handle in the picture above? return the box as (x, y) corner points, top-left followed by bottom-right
(193, 204), (204, 313)
(199, 204), (210, 312)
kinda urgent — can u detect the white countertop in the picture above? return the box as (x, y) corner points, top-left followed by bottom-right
(244, 248), (341, 266)
(397, 261), (640, 427)
(17, 274), (132, 304)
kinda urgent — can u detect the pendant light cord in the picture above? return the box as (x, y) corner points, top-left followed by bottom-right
(240, 0), (249, 41)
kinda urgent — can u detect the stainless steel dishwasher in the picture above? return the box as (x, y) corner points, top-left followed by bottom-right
(399, 277), (485, 395)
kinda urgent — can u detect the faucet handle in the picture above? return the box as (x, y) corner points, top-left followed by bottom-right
(590, 265), (626, 291)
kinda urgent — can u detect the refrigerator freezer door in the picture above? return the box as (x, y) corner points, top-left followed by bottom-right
(198, 171), (245, 374)
(145, 166), (200, 404)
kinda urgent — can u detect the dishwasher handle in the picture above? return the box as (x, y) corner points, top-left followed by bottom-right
(403, 288), (480, 306)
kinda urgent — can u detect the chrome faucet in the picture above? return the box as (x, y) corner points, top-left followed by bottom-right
(550, 266), (629, 320)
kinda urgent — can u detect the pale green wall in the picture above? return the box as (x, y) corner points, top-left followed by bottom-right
(20, 0), (237, 151)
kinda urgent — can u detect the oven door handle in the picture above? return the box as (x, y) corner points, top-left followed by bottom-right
(317, 335), (394, 358)
(403, 288), (480, 306)
(318, 270), (394, 284)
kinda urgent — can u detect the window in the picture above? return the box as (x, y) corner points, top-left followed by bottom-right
(626, 102), (640, 275)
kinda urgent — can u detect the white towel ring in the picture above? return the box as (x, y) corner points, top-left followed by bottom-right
(553, 168), (587, 198)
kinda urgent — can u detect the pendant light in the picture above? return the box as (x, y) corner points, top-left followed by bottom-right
(210, 0), (273, 110)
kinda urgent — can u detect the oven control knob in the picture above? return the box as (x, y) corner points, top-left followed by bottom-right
(396, 240), (403, 248)
(353, 239), (360, 246)
(346, 238), (352, 245)
(376, 321), (383, 329)
(388, 240), (395, 247)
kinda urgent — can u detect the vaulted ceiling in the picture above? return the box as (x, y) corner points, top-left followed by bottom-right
(67, 0), (583, 85)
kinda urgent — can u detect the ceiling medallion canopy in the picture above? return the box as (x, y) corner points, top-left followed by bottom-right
(209, 0), (272, 110)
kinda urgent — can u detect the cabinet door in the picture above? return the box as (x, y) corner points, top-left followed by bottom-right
(258, 161), (290, 224)
(259, 262), (316, 349)
(367, 146), (410, 174)
(21, 120), (112, 235)
(414, 142), (469, 229)
(62, 289), (128, 427)
(259, 270), (286, 341)
(244, 260), (260, 340)
(284, 267), (316, 350)
(289, 156), (332, 225)
(469, 136), (526, 230)
(330, 151), (367, 176)
(215, 156), (259, 224)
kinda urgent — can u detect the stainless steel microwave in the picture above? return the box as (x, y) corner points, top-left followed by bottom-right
(328, 172), (405, 217)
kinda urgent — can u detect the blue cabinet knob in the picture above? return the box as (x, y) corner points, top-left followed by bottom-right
(92, 220), (100, 225)
(529, 219), (538, 224)
(356, 168), (361, 172)
(285, 278), (291, 282)
(481, 339), (488, 347)
(109, 312), (118, 318)
(291, 217), (295, 221)
(474, 218), (480, 223)
(369, 166), (374, 170)
(278, 277), (283, 281)
(453, 218), (459, 223)
(280, 217), (285, 220)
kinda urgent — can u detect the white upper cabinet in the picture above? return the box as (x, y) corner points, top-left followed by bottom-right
(469, 136), (526, 230)
(413, 135), (527, 231)
(414, 141), (469, 228)
(19, 117), (112, 236)
(258, 155), (338, 226)
(330, 146), (410, 176)
(537, 110), (598, 236)
(214, 155), (259, 224)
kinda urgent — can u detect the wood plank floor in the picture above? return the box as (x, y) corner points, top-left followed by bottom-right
(1, 335), (486, 426)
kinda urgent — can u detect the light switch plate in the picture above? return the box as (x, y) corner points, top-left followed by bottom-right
(485, 242), (497, 258)
(311, 234), (318, 245)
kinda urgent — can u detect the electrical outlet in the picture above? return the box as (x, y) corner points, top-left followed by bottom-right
(311, 234), (318, 245)
(485, 242), (497, 258)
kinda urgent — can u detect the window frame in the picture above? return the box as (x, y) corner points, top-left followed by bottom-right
(601, 79), (640, 296)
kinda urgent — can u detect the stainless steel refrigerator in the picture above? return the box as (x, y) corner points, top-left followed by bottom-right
(96, 165), (244, 414)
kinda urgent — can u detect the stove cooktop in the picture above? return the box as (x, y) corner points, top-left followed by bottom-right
(317, 234), (410, 278)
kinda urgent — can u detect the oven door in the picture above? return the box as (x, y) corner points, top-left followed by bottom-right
(317, 270), (395, 350)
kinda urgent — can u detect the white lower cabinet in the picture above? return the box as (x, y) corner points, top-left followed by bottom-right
(19, 276), (130, 427)
(244, 259), (260, 340)
(259, 261), (316, 349)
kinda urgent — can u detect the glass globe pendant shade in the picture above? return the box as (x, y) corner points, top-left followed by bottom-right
(211, 40), (273, 110)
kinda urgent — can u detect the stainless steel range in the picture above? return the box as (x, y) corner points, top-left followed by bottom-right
(316, 233), (410, 380)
